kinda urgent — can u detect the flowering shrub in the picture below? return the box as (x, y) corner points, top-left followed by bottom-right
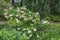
(2, 6), (57, 40)
(0, 7), (59, 40)
(3, 6), (40, 27)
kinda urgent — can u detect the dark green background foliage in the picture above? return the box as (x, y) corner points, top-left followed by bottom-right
(24, 0), (60, 15)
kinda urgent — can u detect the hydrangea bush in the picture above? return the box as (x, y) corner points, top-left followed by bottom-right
(1, 6), (57, 40)
(3, 6), (40, 27)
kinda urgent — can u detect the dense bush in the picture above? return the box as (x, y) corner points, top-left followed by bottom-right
(2, 6), (40, 28)
(0, 6), (59, 40)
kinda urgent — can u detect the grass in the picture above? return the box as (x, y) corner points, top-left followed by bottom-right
(53, 22), (60, 27)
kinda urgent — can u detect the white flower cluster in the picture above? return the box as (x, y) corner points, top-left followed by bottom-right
(17, 27), (39, 38)
(42, 20), (50, 24)
(20, 6), (26, 10)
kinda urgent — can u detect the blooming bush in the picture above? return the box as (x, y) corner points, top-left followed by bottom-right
(0, 6), (60, 40)
(1, 6), (55, 40)
(3, 6), (40, 27)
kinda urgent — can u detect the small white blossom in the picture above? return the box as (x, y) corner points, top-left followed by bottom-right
(33, 28), (37, 31)
(22, 28), (26, 31)
(10, 17), (13, 19)
(19, 16), (22, 18)
(29, 34), (32, 37)
(17, 28), (20, 30)
(35, 12), (39, 15)
(5, 16), (8, 18)
(23, 33), (26, 35)
(42, 20), (49, 24)
(28, 30), (31, 33)
(37, 35), (39, 37)
(17, 7), (20, 9)
(16, 19), (19, 23)
(29, 11), (32, 13)
(4, 12), (8, 15)
(16, 15), (19, 17)
(21, 6), (26, 10)
(4, 9), (8, 11)
(9, 14), (13, 17)
(27, 28), (29, 30)
(21, 11), (25, 13)
(35, 15), (37, 17)
(21, 15), (25, 18)
(24, 18), (27, 21)
(17, 7), (20, 12)
(17, 9), (20, 12)
(29, 15), (31, 17)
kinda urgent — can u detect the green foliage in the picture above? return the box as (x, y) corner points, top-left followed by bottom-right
(3, 7), (40, 28)
(0, 0), (10, 9)
(46, 15), (60, 22)
(0, 29), (18, 40)
(0, 0), (10, 19)
(0, 0), (60, 40)
(0, 22), (60, 40)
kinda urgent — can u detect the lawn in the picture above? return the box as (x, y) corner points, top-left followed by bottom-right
(53, 22), (60, 27)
